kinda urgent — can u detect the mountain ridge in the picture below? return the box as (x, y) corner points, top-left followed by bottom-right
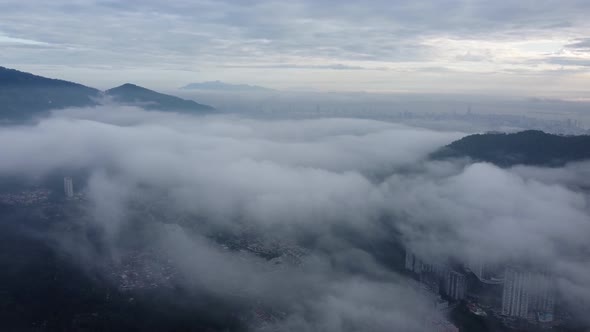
(0, 66), (100, 120)
(106, 83), (214, 112)
(0, 67), (214, 121)
(432, 130), (590, 167)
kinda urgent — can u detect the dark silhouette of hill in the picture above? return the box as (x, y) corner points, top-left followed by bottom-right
(0, 66), (100, 120)
(432, 130), (590, 167)
(0, 67), (215, 121)
(106, 83), (214, 112)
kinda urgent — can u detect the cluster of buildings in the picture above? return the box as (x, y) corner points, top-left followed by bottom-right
(62, 176), (87, 202)
(405, 249), (558, 330)
(0, 188), (51, 206)
(405, 253), (460, 331)
(395, 110), (589, 136)
(107, 250), (176, 292)
(405, 251), (468, 302)
(0, 177), (79, 207)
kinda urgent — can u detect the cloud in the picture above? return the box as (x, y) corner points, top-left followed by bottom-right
(386, 160), (590, 319)
(0, 35), (51, 47)
(0, 106), (460, 329)
(221, 63), (389, 71)
(1, 0), (589, 94)
(1, 106), (590, 327)
(566, 38), (590, 50)
(548, 56), (590, 67)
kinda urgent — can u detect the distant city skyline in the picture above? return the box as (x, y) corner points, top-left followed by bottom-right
(1, 0), (589, 97)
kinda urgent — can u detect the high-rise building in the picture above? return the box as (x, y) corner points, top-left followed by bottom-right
(502, 268), (530, 318)
(529, 273), (555, 316)
(444, 270), (466, 301)
(466, 257), (505, 286)
(467, 257), (486, 280)
(405, 250), (416, 271)
(405, 249), (436, 274)
(502, 268), (555, 319)
(64, 177), (74, 198)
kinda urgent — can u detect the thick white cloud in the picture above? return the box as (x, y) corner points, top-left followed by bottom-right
(0, 107), (460, 329)
(388, 160), (590, 318)
(2, 106), (590, 327)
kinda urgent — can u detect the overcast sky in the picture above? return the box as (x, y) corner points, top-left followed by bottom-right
(1, 0), (589, 96)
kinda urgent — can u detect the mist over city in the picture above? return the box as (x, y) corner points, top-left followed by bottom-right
(1, 1), (590, 332)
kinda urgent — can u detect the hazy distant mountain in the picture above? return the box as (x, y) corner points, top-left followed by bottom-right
(181, 81), (275, 92)
(106, 83), (214, 112)
(0, 66), (99, 120)
(433, 130), (590, 166)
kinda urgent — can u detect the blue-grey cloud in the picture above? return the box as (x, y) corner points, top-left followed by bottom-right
(566, 38), (590, 50)
(1, 0), (589, 94)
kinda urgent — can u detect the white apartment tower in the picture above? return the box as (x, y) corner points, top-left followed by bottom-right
(444, 270), (467, 301)
(467, 257), (487, 280)
(405, 250), (415, 271)
(529, 273), (556, 315)
(502, 268), (555, 318)
(64, 177), (74, 198)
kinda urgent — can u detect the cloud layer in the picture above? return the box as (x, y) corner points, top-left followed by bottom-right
(1, 106), (590, 328)
(1, 0), (589, 94)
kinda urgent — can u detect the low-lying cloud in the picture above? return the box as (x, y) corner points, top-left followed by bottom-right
(1, 106), (589, 329)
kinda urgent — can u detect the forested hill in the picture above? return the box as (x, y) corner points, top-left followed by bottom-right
(0, 67), (214, 122)
(106, 83), (214, 112)
(0, 66), (99, 120)
(432, 130), (590, 167)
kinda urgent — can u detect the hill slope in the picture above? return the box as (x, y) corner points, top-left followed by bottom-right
(432, 130), (590, 167)
(106, 83), (214, 112)
(0, 67), (99, 120)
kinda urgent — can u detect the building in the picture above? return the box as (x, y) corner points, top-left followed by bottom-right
(64, 177), (74, 198)
(467, 257), (487, 280)
(405, 249), (416, 271)
(444, 270), (467, 301)
(466, 258), (504, 285)
(405, 249), (439, 275)
(501, 268), (530, 318)
(405, 250), (430, 273)
(501, 268), (555, 319)
(529, 273), (555, 316)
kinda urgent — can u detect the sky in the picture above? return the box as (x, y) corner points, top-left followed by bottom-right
(1, 0), (590, 97)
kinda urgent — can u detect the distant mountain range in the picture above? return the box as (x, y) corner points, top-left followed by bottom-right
(433, 130), (590, 167)
(180, 81), (275, 92)
(0, 66), (214, 121)
(106, 83), (213, 112)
